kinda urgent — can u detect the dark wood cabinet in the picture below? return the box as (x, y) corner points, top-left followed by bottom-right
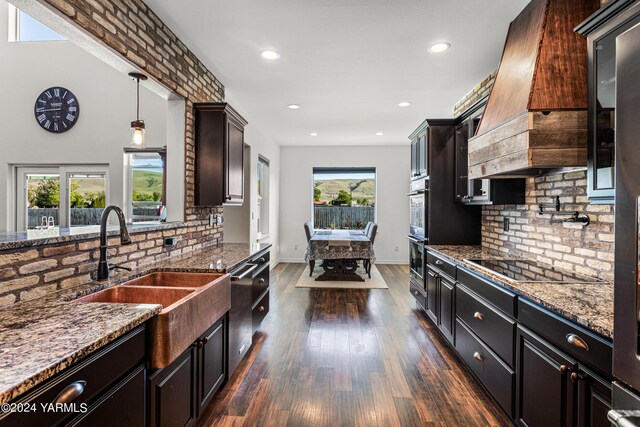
(417, 249), (613, 425)
(0, 325), (147, 427)
(577, 5), (640, 203)
(149, 316), (227, 427)
(425, 268), (438, 323)
(437, 275), (455, 343)
(516, 325), (611, 427)
(198, 319), (226, 413)
(149, 345), (198, 427)
(194, 102), (248, 206)
(410, 129), (427, 179)
(454, 100), (525, 205)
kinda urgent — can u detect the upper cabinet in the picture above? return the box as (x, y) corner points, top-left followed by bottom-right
(194, 103), (248, 206)
(577, 1), (640, 203)
(410, 126), (428, 179)
(454, 100), (526, 205)
(468, 0), (599, 179)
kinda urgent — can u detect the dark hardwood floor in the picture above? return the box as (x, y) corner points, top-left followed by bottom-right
(197, 263), (512, 427)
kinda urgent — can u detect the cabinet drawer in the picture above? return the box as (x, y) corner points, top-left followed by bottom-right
(68, 365), (145, 427)
(457, 284), (516, 367)
(251, 249), (270, 266)
(410, 279), (427, 312)
(457, 267), (516, 317)
(0, 325), (146, 427)
(252, 264), (269, 302)
(427, 251), (456, 279)
(518, 298), (612, 378)
(456, 319), (514, 418)
(252, 290), (270, 333)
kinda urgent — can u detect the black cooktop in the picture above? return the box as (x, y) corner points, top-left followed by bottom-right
(465, 259), (606, 283)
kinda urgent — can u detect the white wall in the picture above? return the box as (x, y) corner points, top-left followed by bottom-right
(0, 1), (174, 231)
(224, 92), (281, 263)
(279, 145), (409, 264)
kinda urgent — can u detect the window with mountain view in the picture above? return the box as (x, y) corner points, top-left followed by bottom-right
(312, 167), (376, 230)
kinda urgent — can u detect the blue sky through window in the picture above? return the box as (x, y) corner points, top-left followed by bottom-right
(18, 10), (64, 41)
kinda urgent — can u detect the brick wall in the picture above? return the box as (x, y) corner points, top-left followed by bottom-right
(0, 0), (228, 307)
(453, 71), (497, 117)
(0, 222), (221, 307)
(482, 171), (615, 282)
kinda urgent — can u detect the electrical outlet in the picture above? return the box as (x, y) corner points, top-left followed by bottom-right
(209, 214), (214, 227)
(215, 214), (223, 225)
(294, 244), (299, 251)
(394, 245), (399, 252)
(503, 217), (510, 232)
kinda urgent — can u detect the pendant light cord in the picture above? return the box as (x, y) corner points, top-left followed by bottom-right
(136, 77), (140, 121)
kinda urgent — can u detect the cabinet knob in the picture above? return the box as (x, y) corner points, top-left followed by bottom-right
(196, 340), (204, 349)
(435, 260), (443, 266)
(53, 380), (86, 404)
(570, 372), (586, 383)
(560, 364), (568, 374)
(203, 337), (209, 345)
(473, 312), (484, 321)
(259, 306), (265, 312)
(566, 334), (589, 351)
(258, 278), (265, 284)
(259, 257), (266, 264)
(414, 291), (419, 295)
(226, 196), (231, 201)
(473, 352), (483, 362)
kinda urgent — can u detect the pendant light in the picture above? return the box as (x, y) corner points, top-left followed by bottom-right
(128, 72), (148, 148)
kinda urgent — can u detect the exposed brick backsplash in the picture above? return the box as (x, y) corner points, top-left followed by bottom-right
(482, 171), (615, 282)
(453, 70), (497, 117)
(0, 213), (222, 308)
(0, 0), (228, 307)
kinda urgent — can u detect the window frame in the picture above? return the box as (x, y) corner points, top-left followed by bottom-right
(257, 155), (270, 239)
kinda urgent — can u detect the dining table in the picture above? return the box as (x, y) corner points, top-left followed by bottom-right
(304, 229), (375, 281)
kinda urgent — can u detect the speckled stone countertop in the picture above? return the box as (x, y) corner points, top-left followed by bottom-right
(428, 245), (614, 340)
(0, 242), (271, 404)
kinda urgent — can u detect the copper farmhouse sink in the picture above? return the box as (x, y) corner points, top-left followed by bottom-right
(123, 272), (225, 288)
(76, 272), (231, 369)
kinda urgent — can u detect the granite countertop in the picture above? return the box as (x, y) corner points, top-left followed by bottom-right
(428, 245), (614, 340)
(0, 242), (271, 405)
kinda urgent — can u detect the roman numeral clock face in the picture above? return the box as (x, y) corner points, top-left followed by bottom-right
(34, 87), (80, 133)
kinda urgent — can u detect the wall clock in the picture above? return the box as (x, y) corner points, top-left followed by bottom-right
(34, 87), (80, 133)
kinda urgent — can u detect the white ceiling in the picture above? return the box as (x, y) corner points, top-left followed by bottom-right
(145, 0), (529, 146)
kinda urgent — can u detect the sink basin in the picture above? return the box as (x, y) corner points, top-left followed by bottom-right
(76, 273), (231, 369)
(76, 286), (194, 306)
(122, 272), (225, 288)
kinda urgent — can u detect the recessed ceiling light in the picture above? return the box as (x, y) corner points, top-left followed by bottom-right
(428, 42), (451, 53)
(260, 49), (280, 60)
(288, 104), (300, 110)
(310, 132), (318, 136)
(376, 132), (384, 136)
(398, 101), (411, 107)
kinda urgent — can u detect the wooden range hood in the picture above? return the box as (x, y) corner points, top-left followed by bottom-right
(468, 0), (599, 179)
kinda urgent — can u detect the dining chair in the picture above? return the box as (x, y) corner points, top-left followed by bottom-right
(364, 221), (373, 236)
(364, 223), (378, 278)
(303, 221), (316, 276)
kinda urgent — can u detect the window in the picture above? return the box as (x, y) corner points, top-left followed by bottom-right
(124, 149), (166, 224)
(257, 156), (270, 237)
(312, 167), (376, 230)
(8, 5), (65, 42)
(16, 166), (108, 231)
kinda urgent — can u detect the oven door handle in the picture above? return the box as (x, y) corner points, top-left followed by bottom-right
(406, 190), (426, 196)
(405, 235), (424, 244)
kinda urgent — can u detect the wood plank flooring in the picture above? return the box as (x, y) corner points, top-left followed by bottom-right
(196, 263), (513, 427)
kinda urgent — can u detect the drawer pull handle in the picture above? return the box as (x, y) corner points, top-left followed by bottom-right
(414, 291), (419, 295)
(473, 312), (484, 321)
(53, 380), (86, 404)
(566, 334), (589, 351)
(258, 278), (265, 284)
(435, 260), (443, 266)
(473, 352), (483, 362)
(259, 306), (265, 312)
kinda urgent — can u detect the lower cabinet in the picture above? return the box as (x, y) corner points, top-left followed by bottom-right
(0, 325), (147, 427)
(515, 325), (611, 427)
(425, 268), (438, 323)
(148, 317), (227, 427)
